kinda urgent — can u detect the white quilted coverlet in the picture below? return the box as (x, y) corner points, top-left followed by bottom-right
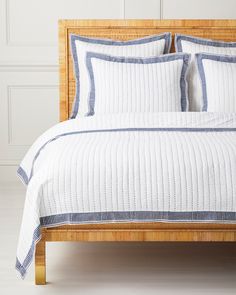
(16, 112), (236, 278)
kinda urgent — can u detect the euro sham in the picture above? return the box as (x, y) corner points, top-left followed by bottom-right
(175, 34), (236, 111)
(70, 33), (172, 117)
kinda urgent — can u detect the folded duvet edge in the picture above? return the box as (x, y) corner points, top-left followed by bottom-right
(16, 126), (236, 188)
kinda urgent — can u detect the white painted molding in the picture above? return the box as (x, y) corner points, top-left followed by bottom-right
(0, 159), (21, 165)
(0, 165), (23, 185)
(122, 0), (125, 18)
(5, 0), (56, 47)
(0, 68), (59, 165)
(7, 85), (58, 146)
(160, 0), (163, 19)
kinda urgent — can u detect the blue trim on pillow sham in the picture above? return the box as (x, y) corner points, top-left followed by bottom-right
(86, 52), (190, 115)
(175, 34), (236, 53)
(70, 33), (172, 118)
(196, 53), (236, 112)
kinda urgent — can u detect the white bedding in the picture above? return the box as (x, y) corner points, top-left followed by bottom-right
(16, 112), (236, 278)
(86, 52), (190, 114)
(175, 34), (236, 111)
(70, 33), (171, 117)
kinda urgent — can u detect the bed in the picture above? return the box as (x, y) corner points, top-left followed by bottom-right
(17, 20), (236, 285)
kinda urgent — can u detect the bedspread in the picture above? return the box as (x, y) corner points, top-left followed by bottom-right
(16, 112), (236, 278)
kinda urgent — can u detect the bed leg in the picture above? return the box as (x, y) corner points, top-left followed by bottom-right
(35, 230), (46, 285)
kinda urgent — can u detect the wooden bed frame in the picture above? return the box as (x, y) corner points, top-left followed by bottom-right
(35, 19), (236, 285)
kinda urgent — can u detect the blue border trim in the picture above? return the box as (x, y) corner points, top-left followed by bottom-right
(86, 52), (190, 115)
(70, 33), (172, 118)
(15, 226), (41, 279)
(175, 34), (236, 53)
(17, 126), (236, 186)
(196, 53), (236, 111)
(17, 166), (29, 185)
(40, 211), (236, 226)
(16, 210), (236, 278)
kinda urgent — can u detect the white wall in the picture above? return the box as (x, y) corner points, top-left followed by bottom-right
(0, 0), (236, 184)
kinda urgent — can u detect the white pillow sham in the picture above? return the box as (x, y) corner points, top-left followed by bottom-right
(70, 33), (172, 117)
(196, 53), (236, 112)
(86, 52), (190, 115)
(175, 34), (236, 111)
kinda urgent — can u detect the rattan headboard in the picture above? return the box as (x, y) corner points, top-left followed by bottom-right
(59, 19), (236, 121)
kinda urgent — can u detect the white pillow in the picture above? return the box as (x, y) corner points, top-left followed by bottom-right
(196, 53), (236, 112)
(71, 33), (172, 117)
(175, 34), (236, 111)
(85, 52), (190, 115)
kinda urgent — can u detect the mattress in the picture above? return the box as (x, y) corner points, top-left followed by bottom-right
(16, 112), (236, 278)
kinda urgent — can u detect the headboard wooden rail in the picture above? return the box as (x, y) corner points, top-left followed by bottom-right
(59, 19), (236, 121)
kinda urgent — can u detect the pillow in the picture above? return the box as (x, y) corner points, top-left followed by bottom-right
(85, 52), (190, 115)
(70, 33), (172, 117)
(175, 34), (236, 111)
(196, 53), (236, 112)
